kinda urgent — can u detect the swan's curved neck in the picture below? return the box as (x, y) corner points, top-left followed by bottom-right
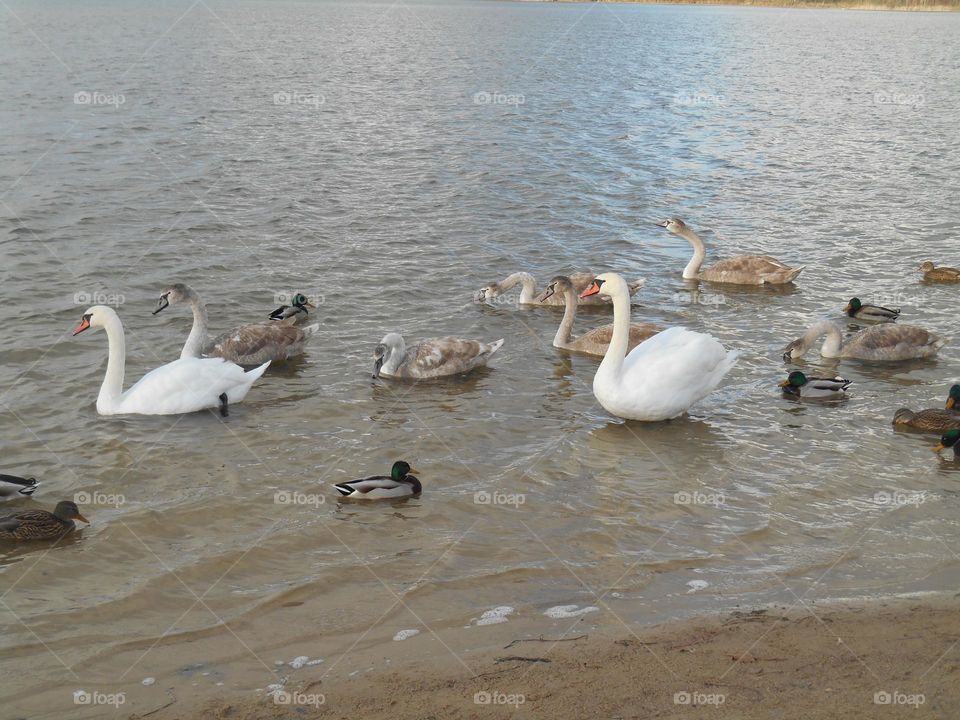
(553, 286), (579, 347)
(502, 272), (538, 303)
(677, 227), (707, 280)
(797, 321), (843, 358)
(97, 314), (126, 411)
(597, 284), (631, 377)
(384, 340), (406, 374)
(181, 294), (210, 359)
(814, 322), (843, 357)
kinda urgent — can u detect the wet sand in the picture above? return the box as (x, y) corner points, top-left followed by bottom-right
(157, 596), (959, 720)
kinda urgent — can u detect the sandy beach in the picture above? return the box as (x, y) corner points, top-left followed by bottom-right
(146, 596), (960, 719)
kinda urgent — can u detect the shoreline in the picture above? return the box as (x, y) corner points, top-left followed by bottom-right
(532, 0), (960, 12)
(152, 594), (960, 719)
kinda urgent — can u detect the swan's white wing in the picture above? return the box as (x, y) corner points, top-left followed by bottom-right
(117, 358), (267, 415)
(602, 327), (736, 420)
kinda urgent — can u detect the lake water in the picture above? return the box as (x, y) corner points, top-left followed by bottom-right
(2, 0), (959, 715)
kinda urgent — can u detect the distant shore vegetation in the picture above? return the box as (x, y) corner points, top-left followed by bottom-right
(542, 0), (959, 11)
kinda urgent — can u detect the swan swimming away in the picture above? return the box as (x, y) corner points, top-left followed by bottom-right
(153, 284), (319, 365)
(579, 273), (737, 421)
(657, 218), (803, 285)
(72, 305), (270, 416)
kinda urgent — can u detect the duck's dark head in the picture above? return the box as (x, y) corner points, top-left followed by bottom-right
(778, 371), (807, 393)
(53, 500), (89, 524)
(934, 428), (960, 455)
(844, 297), (862, 316)
(946, 384), (960, 410)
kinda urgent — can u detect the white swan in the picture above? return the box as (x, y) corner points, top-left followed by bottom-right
(72, 306), (270, 416)
(579, 273), (738, 421)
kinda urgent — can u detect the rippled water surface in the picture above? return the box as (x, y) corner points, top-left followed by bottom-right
(2, 0), (960, 714)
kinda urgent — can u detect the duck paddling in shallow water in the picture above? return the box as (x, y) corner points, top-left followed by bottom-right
(334, 461), (421, 499)
(0, 500), (88, 541)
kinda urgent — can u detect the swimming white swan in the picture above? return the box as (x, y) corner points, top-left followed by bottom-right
(537, 275), (659, 357)
(373, 333), (504, 379)
(72, 306), (269, 416)
(657, 218), (803, 285)
(475, 271), (644, 306)
(579, 273), (738, 421)
(782, 320), (944, 362)
(154, 284), (319, 365)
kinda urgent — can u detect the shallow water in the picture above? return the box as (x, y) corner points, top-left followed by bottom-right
(1, 0), (960, 714)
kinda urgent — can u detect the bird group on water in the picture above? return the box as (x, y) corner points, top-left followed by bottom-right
(4, 217), (960, 541)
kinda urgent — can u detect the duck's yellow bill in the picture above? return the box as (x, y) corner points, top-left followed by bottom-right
(933, 443), (945, 453)
(75, 513), (90, 524)
(947, 398), (955, 410)
(777, 380), (790, 388)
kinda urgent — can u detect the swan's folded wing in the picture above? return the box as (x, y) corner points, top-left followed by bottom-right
(710, 255), (792, 274)
(409, 338), (498, 373)
(206, 323), (306, 362)
(859, 325), (935, 349)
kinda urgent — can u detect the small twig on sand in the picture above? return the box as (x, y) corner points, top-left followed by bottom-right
(140, 689), (177, 717)
(495, 655), (552, 663)
(504, 634), (588, 649)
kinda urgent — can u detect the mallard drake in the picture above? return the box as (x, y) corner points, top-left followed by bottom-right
(920, 262), (960, 282)
(373, 333), (504, 379)
(893, 385), (960, 432)
(933, 429), (960, 457)
(334, 461), (421, 499)
(844, 297), (899, 323)
(0, 500), (88, 541)
(783, 320), (944, 362)
(269, 293), (316, 322)
(475, 272), (645, 307)
(778, 371), (851, 398)
(537, 275), (659, 357)
(154, 284), (320, 366)
(0, 474), (39, 500)
(657, 218), (803, 285)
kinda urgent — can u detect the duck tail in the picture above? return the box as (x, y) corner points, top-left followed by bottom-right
(302, 323), (321, 338)
(333, 482), (355, 497)
(487, 339), (505, 356)
(892, 408), (915, 425)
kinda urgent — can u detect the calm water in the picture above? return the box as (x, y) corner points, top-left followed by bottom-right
(2, 0), (960, 714)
